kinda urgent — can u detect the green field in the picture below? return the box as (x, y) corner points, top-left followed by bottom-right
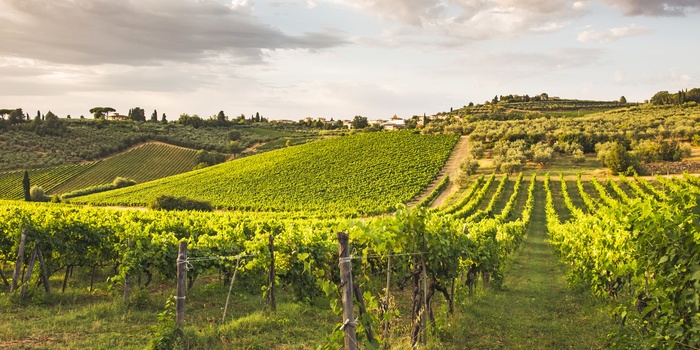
(72, 131), (460, 214)
(0, 163), (96, 200)
(49, 143), (199, 195)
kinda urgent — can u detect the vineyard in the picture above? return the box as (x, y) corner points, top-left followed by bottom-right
(49, 143), (199, 195)
(2, 168), (700, 347)
(70, 131), (460, 214)
(0, 119), (309, 171)
(0, 163), (96, 200)
(0, 167), (537, 348)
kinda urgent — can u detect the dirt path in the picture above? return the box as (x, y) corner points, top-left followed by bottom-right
(455, 180), (612, 348)
(408, 136), (470, 208)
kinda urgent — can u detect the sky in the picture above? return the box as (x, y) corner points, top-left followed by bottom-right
(0, 0), (698, 121)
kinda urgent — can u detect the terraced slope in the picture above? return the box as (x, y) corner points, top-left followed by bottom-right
(72, 131), (460, 214)
(49, 143), (198, 195)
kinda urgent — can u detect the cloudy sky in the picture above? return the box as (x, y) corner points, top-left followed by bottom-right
(0, 0), (698, 120)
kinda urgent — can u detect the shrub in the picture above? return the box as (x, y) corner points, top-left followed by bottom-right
(571, 149), (586, 166)
(596, 141), (638, 174)
(113, 177), (137, 188)
(30, 186), (50, 202)
(148, 195), (213, 212)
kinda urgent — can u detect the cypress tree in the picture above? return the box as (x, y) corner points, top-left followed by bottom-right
(23, 170), (31, 201)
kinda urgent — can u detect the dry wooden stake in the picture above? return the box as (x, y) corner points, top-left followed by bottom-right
(176, 241), (188, 327)
(20, 247), (38, 299)
(37, 248), (50, 294)
(10, 228), (27, 292)
(267, 234), (276, 312)
(337, 231), (358, 350)
(221, 257), (241, 325)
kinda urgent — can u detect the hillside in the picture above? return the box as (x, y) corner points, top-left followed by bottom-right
(71, 131), (460, 214)
(0, 142), (203, 200)
(48, 142), (200, 195)
(0, 163), (96, 200)
(0, 118), (311, 171)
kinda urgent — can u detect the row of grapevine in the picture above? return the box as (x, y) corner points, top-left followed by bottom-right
(438, 174), (486, 215)
(50, 143), (199, 195)
(0, 170), (536, 348)
(546, 173), (700, 348)
(415, 175), (450, 208)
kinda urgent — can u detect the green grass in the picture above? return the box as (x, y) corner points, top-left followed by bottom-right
(72, 131), (460, 214)
(50, 143), (198, 195)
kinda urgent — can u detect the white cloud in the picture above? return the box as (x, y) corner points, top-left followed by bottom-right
(577, 23), (650, 43)
(572, 1), (589, 11)
(325, 0), (576, 46)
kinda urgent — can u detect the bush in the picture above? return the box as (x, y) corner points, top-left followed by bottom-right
(194, 150), (226, 167)
(469, 141), (485, 159)
(148, 195), (213, 212)
(113, 177), (137, 188)
(596, 141), (638, 174)
(571, 149), (586, 166)
(531, 143), (554, 167)
(30, 186), (50, 202)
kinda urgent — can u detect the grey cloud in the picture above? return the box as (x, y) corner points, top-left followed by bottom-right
(601, 0), (700, 16)
(0, 0), (348, 65)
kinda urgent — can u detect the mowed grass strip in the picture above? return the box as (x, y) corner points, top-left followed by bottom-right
(72, 131), (459, 214)
(451, 179), (613, 349)
(50, 143), (199, 195)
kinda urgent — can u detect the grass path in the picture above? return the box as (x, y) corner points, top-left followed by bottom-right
(451, 180), (613, 349)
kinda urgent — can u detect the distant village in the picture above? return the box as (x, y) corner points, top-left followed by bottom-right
(271, 113), (456, 130)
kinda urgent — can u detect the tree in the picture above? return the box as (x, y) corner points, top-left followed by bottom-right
(455, 156), (480, 188)
(89, 107), (115, 119)
(8, 108), (24, 125)
(128, 107), (146, 122)
(217, 110), (227, 124)
(23, 171), (31, 201)
(351, 115), (368, 129)
(161, 113), (167, 123)
(571, 149), (586, 166)
(531, 143), (554, 167)
(619, 96), (627, 104)
(650, 91), (673, 105)
(596, 141), (635, 174)
(228, 130), (241, 141)
(178, 113), (203, 128)
(469, 141), (485, 159)
(151, 110), (158, 122)
(228, 141), (243, 156)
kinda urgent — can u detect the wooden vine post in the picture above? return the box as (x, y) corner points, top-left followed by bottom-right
(20, 247), (38, 299)
(337, 231), (358, 350)
(267, 234), (276, 312)
(176, 241), (188, 327)
(382, 253), (392, 347)
(124, 240), (131, 301)
(10, 227), (27, 292)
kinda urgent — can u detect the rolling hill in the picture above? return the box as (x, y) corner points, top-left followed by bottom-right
(71, 131), (460, 214)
